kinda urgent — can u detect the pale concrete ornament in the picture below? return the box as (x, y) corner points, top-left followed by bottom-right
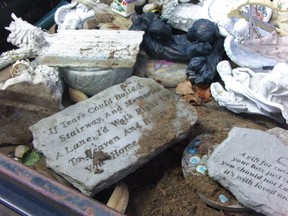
(30, 76), (198, 195)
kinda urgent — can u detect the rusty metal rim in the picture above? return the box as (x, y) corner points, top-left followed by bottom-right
(0, 153), (124, 216)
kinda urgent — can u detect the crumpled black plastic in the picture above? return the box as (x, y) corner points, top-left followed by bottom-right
(130, 12), (225, 85)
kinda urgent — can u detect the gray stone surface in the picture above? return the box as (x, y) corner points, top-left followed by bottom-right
(38, 29), (144, 95)
(30, 76), (197, 195)
(0, 65), (63, 145)
(134, 57), (187, 88)
(267, 127), (288, 146)
(60, 66), (133, 96)
(207, 127), (288, 216)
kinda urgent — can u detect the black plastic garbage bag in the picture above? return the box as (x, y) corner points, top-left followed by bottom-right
(186, 36), (225, 85)
(130, 13), (225, 85)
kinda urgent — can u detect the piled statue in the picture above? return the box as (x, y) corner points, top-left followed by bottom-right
(218, 0), (288, 69)
(211, 60), (288, 124)
(129, 12), (225, 85)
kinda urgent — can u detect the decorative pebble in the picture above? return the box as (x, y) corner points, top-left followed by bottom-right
(196, 165), (207, 174)
(189, 156), (200, 165)
(189, 139), (201, 148)
(218, 194), (229, 203)
(187, 146), (196, 154)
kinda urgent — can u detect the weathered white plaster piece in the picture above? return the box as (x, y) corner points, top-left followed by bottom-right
(0, 14), (52, 70)
(38, 29), (144, 68)
(207, 127), (288, 216)
(38, 29), (143, 95)
(30, 76), (197, 195)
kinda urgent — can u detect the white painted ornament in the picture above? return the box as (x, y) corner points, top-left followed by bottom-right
(111, 0), (137, 17)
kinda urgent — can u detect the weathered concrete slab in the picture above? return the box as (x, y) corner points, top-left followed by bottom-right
(39, 30), (144, 68)
(30, 76), (197, 195)
(207, 127), (288, 216)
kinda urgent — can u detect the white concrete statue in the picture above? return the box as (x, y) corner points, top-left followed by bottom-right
(222, 0), (288, 68)
(211, 60), (288, 124)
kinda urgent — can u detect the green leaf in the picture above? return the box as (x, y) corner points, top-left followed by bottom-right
(21, 151), (40, 166)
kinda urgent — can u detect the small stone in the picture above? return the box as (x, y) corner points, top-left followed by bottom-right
(189, 156), (200, 165)
(187, 146), (196, 154)
(15, 145), (30, 158)
(196, 165), (207, 174)
(218, 194), (228, 203)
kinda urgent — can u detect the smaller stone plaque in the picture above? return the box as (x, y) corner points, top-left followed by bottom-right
(207, 127), (288, 216)
(30, 76), (197, 195)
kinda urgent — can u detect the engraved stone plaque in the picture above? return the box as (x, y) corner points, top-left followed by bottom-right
(30, 76), (197, 195)
(207, 127), (288, 216)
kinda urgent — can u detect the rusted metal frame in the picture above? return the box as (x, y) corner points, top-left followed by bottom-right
(0, 153), (124, 216)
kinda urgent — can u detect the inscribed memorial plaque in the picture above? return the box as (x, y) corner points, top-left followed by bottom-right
(30, 76), (197, 195)
(207, 127), (288, 216)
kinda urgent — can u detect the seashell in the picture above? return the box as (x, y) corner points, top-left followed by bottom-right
(10, 60), (31, 77)
(5, 13), (49, 49)
(69, 87), (89, 102)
